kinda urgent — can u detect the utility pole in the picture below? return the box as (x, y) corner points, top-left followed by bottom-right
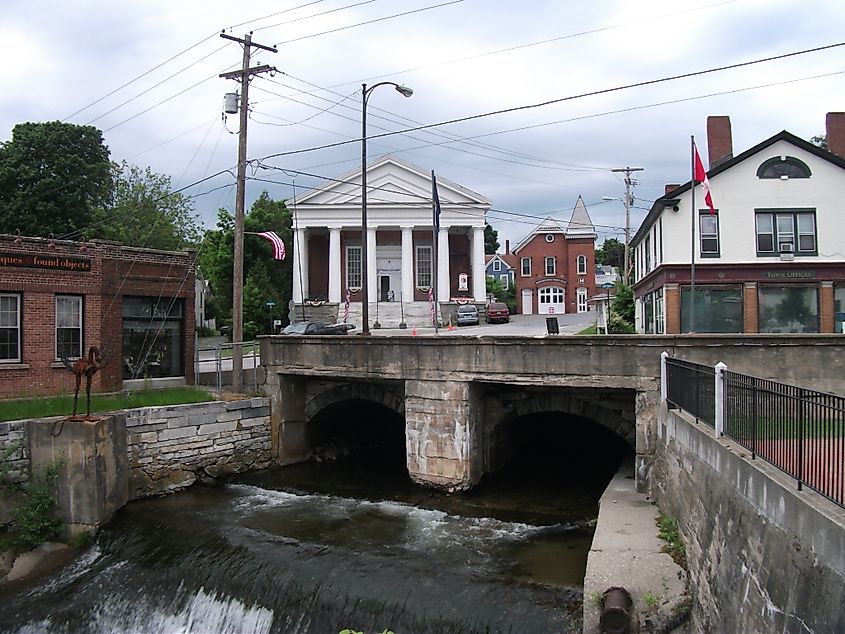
(219, 32), (276, 393)
(611, 166), (644, 283)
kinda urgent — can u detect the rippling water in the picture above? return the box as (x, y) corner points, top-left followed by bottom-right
(1, 434), (625, 634)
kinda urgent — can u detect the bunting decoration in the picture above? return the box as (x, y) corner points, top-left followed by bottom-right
(257, 231), (286, 260)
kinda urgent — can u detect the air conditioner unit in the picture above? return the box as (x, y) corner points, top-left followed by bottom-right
(779, 242), (795, 253)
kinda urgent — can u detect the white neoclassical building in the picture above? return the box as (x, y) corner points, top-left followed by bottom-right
(290, 155), (491, 327)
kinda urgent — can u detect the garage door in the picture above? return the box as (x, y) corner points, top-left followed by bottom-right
(538, 286), (565, 315)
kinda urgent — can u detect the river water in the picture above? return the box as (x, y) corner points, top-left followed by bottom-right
(0, 415), (628, 634)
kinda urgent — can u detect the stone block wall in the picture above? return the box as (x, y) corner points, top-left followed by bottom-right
(653, 407), (845, 633)
(0, 421), (28, 484)
(125, 398), (272, 499)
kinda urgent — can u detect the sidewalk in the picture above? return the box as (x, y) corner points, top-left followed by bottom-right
(583, 461), (689, 633)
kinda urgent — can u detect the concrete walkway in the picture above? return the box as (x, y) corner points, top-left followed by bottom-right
(583, 461), (688, 633)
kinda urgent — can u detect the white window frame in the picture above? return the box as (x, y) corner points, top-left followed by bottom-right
(545, 256), (556, 276)
(346, 245), (362, 290)
(0, 293), (21, 363)
(492, 259), (501, 272)
(521, 257), (531, 276)
(500, 274), (509, 290)
(56, 295), (83, 360)
(577, 254), (587, 275)
(415, 245), (432, 288)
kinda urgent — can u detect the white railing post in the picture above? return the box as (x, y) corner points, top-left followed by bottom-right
(661, 351), (669, 402)
(715, 361), (727, 437)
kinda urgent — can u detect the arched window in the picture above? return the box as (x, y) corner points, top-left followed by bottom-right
(756, 156), (811, 179)
(577, 255), (587, 274)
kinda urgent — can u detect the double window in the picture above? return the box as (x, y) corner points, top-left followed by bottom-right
(755, 209), (816, 256)
(0, 293), (21, 362)
(577, 255), (587, 275)
(700, 212), (720, 256)
(56, 295), (83, 360)
(521, 257), (531, 276)
(415, 245), (432, 288)
(346, 246), (362, 289)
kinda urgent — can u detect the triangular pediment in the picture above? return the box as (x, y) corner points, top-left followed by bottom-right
(296, 155), (491, 208)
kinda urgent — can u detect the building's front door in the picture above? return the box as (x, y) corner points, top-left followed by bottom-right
(521, 289), (533, 315)
(379, 275), (391, 302)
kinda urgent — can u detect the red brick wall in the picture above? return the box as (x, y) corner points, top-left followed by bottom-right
(514, 233), (596, 313)
(0, 236), (195, 398)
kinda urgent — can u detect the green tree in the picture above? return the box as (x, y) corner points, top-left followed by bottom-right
(484, 223), (500, 255)
(596, 238), (624, 268)
(197, 192), (292, 333)
(485, 276), (516, 314)
(92, 160), (202, 250)
(0, 121), (112, 237)
(810, 134), (828, 150)
(609, 281), (635, 333)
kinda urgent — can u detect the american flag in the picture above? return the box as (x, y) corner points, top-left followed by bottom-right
(343, 288), (350, 323)
(258, 231), (286, 260)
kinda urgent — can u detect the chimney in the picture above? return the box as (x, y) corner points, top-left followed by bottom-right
(665, 184), (680, 195)
(827, 112), (845, 159)
(505, 239), (510, 255)
(707, 115), (733, 168)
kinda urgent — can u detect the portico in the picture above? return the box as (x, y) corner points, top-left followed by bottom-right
(291, 156), (491, 326)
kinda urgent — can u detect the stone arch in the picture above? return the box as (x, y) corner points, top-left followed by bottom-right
(305, 382), (405, 420)
(504, 390), (636, 448)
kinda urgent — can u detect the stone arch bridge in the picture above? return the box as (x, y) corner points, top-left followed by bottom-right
(261, 334), (844, 492)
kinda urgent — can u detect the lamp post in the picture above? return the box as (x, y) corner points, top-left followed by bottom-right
(361, 81), (413, 335)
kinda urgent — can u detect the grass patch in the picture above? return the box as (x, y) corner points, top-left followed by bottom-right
(657, 514), (687, 570)
(0, 387), (216, 422)
(577, 324), (599, 335)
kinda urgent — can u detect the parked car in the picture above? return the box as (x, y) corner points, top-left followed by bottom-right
(485, 302), (510, 324)
(456, 304), (479, 326)
(282, 321), (356, 335)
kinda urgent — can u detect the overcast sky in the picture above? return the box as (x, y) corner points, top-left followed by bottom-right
(2, 0), (843, 248)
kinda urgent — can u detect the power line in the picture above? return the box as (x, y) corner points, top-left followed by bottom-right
(258, 41), (845, 162)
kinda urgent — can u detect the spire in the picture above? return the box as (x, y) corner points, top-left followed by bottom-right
(566, 195), (597, 238)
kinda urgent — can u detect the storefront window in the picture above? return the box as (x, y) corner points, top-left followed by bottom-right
(122, 297), (184, 380)
(681, 285), (743, 333)
(758, 285), (819, 333)
(836, 286), (845, 334)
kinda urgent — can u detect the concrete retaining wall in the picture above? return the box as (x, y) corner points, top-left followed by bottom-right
(126, 398), (272, 498)
(0, 421), (28, 485)
(653, 407), (845, 633)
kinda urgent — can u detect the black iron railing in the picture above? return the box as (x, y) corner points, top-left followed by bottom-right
(664, 357), (716, 426)
(723, 371), (844, 508)
(663, 355), (844, 509)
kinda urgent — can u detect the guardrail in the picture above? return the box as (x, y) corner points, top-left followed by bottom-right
(194, 340), (261, 395)
(662, 353), (844, 509)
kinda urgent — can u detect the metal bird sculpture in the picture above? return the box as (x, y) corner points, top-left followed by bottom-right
(60, 346), (104, 420)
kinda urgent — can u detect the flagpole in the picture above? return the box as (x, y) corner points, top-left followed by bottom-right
(690, 135), (696, 334)
(431, 170), (439, 334)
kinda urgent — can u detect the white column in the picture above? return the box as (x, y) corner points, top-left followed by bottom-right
(437, 228), (450, 302)
(292, 228), (308, 302)
(472, 226), (486, 301)
(401, 227), (414, 304)
(366, 227), (377, 303)
(328, 228), (341, 302)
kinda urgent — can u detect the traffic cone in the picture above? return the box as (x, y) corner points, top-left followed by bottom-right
(411, 326), (417, 336)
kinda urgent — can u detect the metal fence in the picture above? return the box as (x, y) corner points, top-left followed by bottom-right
(663, 354), (844, 509)
(664, 357), (716, 426)
(194, 340), (262, 395)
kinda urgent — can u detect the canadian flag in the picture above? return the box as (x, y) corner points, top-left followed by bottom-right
(693, 143), (716, 215)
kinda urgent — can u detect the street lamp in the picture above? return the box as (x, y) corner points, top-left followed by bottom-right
(361, 81), (413, 335)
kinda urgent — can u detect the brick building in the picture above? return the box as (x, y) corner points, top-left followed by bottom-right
(0, 233), (196, 399)
(511, 196), (598, 315)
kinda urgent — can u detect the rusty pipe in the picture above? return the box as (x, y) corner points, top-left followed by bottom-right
(600, 586), (632, 634)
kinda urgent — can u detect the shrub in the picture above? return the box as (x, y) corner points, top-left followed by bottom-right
(8, 461), (64, 551)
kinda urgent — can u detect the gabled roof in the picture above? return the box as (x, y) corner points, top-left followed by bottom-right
(295, 154), (491, 207)
(632, 130), (845, 245)
(485, 253), (515, 270)
(512, 195), (596, 252)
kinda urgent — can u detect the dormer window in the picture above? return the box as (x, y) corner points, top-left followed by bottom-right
(756, 156), (811, 179)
